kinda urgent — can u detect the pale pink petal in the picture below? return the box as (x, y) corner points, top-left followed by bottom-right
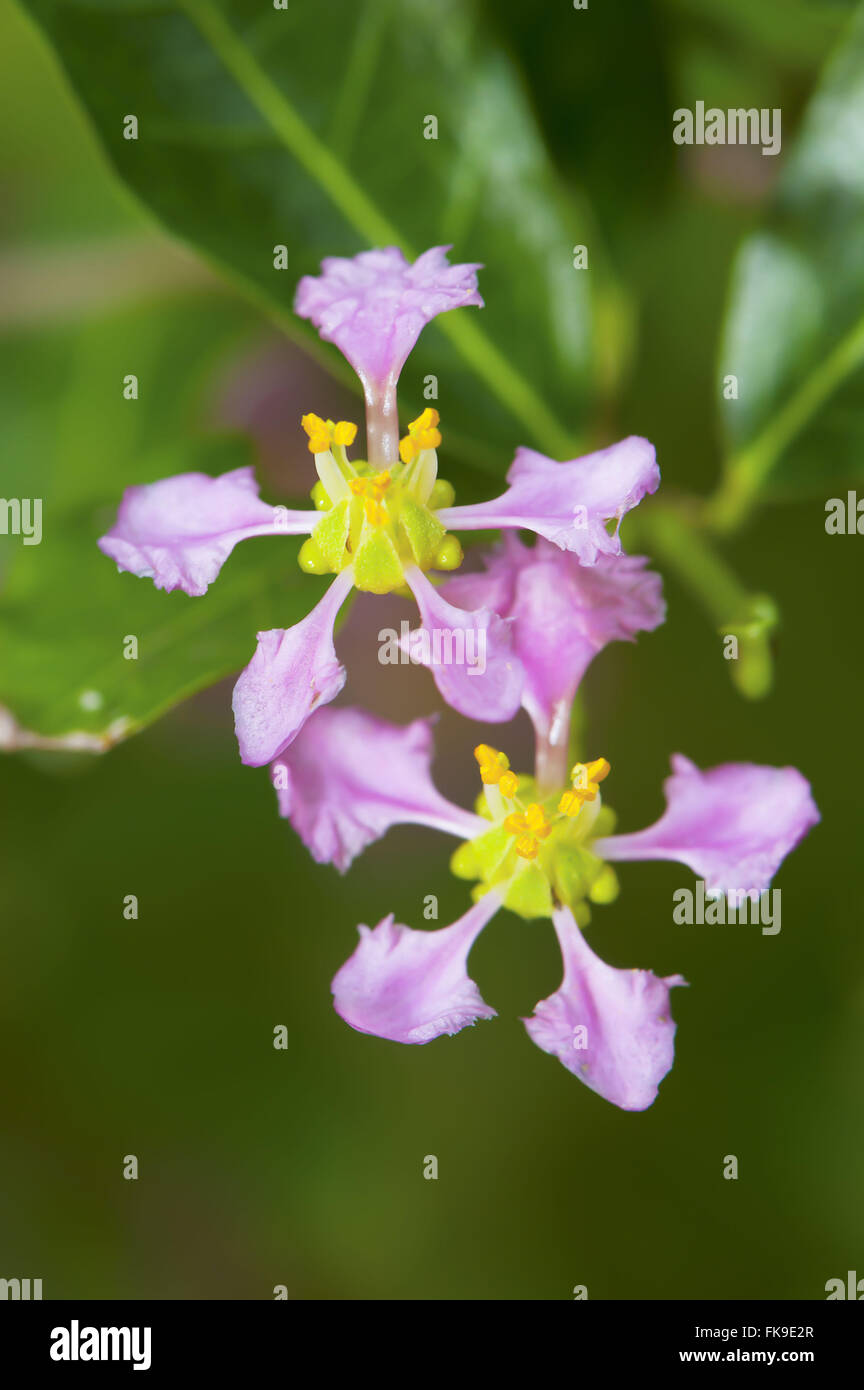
(231, 569), (353, 766)
(294, 246), (483, 398)
(523, 906), (686, 1110)
(438, 436), (660, 563)
(332, 896), (500, 1044)
(272, 707), (485, 871)
(441, 536), (664, 743)
(595, 755), (820, 896)
(98, 467), (313, 596)
(402, 566), (523, 723)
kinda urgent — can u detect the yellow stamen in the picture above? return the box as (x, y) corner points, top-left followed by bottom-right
(558, 757), (611, 816)
(301, 413), (358, 454)
(474, 744), (510, 786)
(399, 408), (442, 464)
(332, 420), (357, 447)
(505, 803), (552, 858)
(498, 770), (519, 799)
(348, 471), (391, 526)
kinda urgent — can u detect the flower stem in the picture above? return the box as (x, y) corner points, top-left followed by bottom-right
(634, 501), (778, 700)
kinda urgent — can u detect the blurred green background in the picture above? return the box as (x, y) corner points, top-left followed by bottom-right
(1, 0), (862, 1299)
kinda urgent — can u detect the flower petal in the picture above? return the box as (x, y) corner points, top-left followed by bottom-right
(98, 467), (313, 596)
(272, 707), (486, 871)
(438, 436), (660, 563)
(332, 896), (500, 1044)
(402, 566), (523, 723)
(231, 569), (353, 766)
(523, 906), (686, 1110)
(294, 246), (483, 398)
(442, 536), (665, 742)
(594, 755), (820, 896)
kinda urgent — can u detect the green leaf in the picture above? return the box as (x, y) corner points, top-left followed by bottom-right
(712, 3), (864, 525)
(0, 299), (323, 747)
(20, 0), (603, 468)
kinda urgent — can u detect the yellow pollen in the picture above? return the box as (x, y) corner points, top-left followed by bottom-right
(558, 757), (611, 817)
(399, 408), (442, 464)
(505, 803), (552, 859)
(474, 743), (510, 786)
(301, 413), (358, 454)
(349, 470), (391, 525)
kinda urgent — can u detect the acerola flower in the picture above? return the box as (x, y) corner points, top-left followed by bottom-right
(98, 244), (659, 765)
(274, 706), (818, 1110)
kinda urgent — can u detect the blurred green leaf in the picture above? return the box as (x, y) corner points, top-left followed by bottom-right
(712, 2), (864, 524)
(663, 0), (849, 69)
(20, 0), (605, 467)
(0, 301), (321, 746)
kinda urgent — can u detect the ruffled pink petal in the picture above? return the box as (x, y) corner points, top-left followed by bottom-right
(98, 467), (313, 596)
(438, 436), (660, 564)
(332, 895), (500, 1044)
(402, 566), (523, 723)
(594, 755), (820, 896)
(294, 246), (483, 399)
(231, 569), (353, 766)
(272, 707), (486, 871)
(441, 536), (664, 743)
(523, 906), (686, 1111)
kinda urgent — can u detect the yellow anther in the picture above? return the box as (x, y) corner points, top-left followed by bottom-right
(399, 408), (442, 464)
(558, 789), (582, 818)
(559, 757), (611, 816)
(332, 420), (357, 447)
(505, 804), (552, 859)
(525, 804), (551, 835)
(348, 471), (392, 526)
(301, 413), (358, 454)
(474, 744), (510, 786)
(301, 413), (330, 453)
(498, 770), (519, 799)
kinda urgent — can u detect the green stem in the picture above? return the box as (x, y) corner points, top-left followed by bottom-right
(180, 0), (574, 458)
(637, 504), (752, 624)
(635, 502), (778, 699)
(708, 310), (864, 532)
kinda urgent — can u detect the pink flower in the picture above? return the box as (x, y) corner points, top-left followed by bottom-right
(289, 708), (817, 1108)
(98, 246), (660, 762)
